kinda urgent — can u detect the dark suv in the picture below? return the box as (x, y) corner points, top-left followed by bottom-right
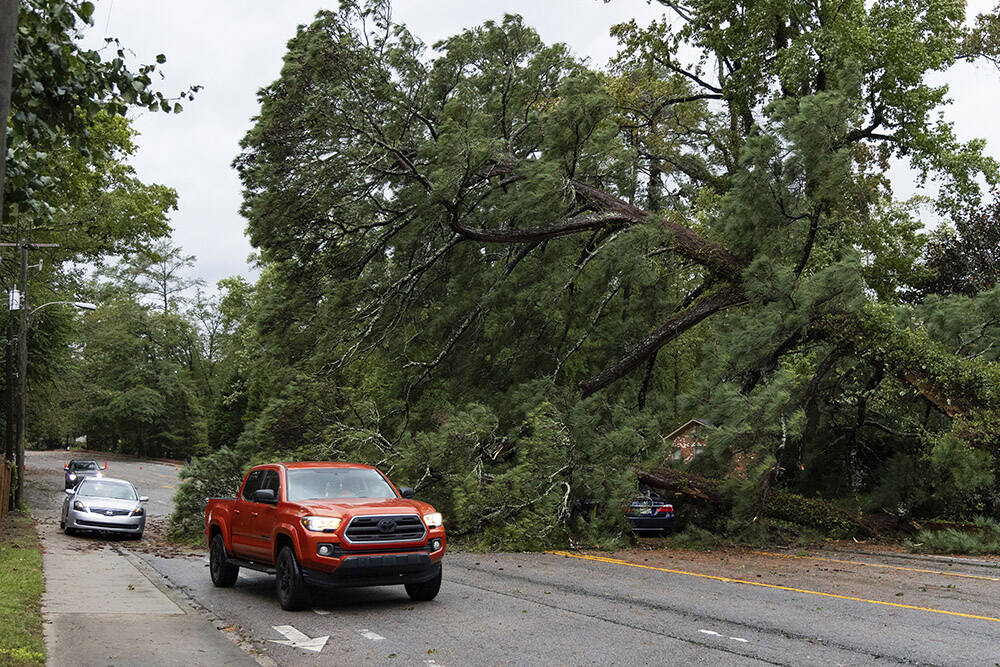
(64, 459), (104, 489)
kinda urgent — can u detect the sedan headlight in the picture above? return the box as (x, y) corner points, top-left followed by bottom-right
(301, 516), (341, 532)
(68, 473), (76, 481)
(423, 512), (443, 528)
(72, 500), (88, 513)
(131, 506), (144, 517)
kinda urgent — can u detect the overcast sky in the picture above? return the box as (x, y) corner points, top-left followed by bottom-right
(84, 0), (1000, 289)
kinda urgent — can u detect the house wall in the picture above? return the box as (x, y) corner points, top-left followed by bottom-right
(670, 426), (706, 463)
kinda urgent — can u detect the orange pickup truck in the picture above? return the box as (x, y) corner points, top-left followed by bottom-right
(204, 462), (445, 610)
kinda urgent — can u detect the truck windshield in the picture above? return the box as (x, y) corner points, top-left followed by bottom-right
(285, 468), (397, 501)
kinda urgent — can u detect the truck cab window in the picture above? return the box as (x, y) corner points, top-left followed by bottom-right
(241, 470), (263, 501)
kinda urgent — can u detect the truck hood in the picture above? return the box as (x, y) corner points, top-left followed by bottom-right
(294, 497), (435, 517)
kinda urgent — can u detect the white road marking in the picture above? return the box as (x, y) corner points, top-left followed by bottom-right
(699, 629), (722, 636)
(425, 661), (444, 666)
(312, 608), (330, 615)
(730, 637), (749, 643)
(269, 625), (329, 653)
(358, 629), (385, 642)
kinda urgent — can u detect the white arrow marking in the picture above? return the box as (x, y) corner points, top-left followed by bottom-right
(270, 625), (329, 653)
(358, 629), (385, 641)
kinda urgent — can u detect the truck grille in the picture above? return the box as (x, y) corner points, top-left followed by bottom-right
(344, 515), (425, 544)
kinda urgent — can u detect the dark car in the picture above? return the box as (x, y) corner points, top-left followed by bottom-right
(64, 459), (105, 489)
(626, 488), (675, 535)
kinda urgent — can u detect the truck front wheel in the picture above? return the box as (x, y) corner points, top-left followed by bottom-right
(210, 534), (239, 587)
(276, 546), (311, 611)
(405, 566), (442, 601)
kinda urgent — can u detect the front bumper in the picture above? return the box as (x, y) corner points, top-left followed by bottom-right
(299, 527), (445, 588)
(66, 508), (145, 533)
(303, 558), (441, 589)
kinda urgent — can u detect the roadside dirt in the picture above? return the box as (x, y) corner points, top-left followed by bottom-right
(579, 542), (1000, 620)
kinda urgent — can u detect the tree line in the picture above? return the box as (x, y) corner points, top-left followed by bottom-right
(9, 0), (1000, 547)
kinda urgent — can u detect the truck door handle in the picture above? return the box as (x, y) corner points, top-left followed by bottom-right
(250, 512), (259, 518)
(233, 510), (240, 516)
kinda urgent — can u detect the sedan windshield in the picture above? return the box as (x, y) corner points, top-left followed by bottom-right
(286, 468), (397, 501)
(77, 480), (136, 500)
(72, 461), (98, 471)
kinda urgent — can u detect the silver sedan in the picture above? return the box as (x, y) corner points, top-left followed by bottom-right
(60, 477), (149, 539)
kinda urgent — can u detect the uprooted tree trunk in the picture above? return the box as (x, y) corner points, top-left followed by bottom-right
(636, 467), (917, 538)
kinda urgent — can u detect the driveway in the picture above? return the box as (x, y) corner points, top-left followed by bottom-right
(26, 450), (1000, 666)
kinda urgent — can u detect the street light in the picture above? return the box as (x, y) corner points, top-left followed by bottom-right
(31, 300), (98, 315)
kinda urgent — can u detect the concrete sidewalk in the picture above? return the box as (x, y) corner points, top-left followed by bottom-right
(35, 513), (258, 667)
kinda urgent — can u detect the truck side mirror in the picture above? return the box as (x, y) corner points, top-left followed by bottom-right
(253, 488), (277, 503)
(139, 496), (149, 503)
(399, 487), (415, 499)
(64, 489), (74, 495)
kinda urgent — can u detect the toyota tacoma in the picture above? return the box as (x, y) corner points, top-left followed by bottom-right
(204, 462), (445, 610)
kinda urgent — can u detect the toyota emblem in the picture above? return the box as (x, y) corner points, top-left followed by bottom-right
(105, 510), (114, 516)
(377, 518), (396, 533)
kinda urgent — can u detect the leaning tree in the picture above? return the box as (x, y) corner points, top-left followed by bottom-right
(235, 0), (1000, 523)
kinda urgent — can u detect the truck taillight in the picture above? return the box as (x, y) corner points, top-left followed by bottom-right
(656, 505), (674, 515)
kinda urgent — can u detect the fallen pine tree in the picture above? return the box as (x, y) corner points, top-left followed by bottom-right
(636, 467), (918, 539)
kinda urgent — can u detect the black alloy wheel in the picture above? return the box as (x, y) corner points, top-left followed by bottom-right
(210, 534), (239, 587)
(275, 546), (310, 611)
(404, 566), (442, 601)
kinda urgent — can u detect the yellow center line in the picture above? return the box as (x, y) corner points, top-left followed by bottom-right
(160, 484), (175, 490)
(546, 550), (1000, 625)
(752, 550), (1000, 583)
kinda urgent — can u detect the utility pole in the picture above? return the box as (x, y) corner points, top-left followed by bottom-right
(14, 240), (26, 506)
(1, 239), (57, 507)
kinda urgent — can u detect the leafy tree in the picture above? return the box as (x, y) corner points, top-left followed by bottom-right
(913, 197), (1000, 299)
(176, 0), (1000, 542)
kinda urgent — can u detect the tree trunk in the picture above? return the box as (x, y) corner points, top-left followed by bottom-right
(0, 0), (18, 230)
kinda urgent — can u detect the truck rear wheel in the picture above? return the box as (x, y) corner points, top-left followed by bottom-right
(276, 546), (311, 611)
(405, 566), (442, 601)
(210, 534), (239, 587)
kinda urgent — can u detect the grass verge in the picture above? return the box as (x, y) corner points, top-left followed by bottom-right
(0, 510), (45, 665)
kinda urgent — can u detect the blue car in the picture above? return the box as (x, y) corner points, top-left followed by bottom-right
(626, 489), (675, 535)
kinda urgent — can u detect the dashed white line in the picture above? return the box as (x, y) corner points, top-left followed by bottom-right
(358, 629), (385, 641)
(698, 629), (722, 636)
(730, 637), (749, 643)
(312, 608), (330, 615)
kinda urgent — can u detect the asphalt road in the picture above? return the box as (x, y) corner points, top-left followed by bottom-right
(25, 450), (1000, 666)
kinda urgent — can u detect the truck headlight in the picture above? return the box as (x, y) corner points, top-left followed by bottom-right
(72, 501), (88, 512)
(423, 512), (443, 528)
(301, 516), (341, 532)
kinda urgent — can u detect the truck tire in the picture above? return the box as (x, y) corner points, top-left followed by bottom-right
(405, 566), (442, 601)
(210, 533), (239, 587)
(276, 546), (310, 611)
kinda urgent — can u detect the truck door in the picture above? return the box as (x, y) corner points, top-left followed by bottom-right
(247, 470), (281, 562)
(230, 470), (263, 558)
